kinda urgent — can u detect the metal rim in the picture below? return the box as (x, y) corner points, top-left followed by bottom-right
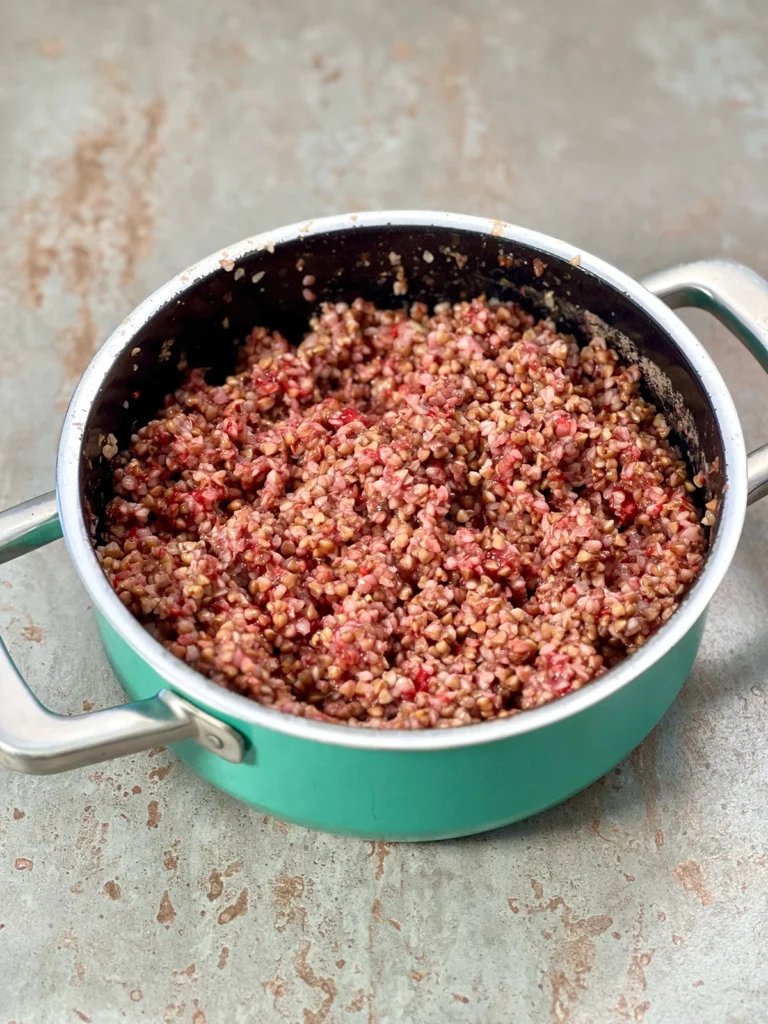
(56, 211), (747, 752)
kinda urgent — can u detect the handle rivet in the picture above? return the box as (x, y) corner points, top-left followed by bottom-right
(207, 733), (224, 749)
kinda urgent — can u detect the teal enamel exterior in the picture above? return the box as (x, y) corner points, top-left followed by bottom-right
(96, 610), (706, 840)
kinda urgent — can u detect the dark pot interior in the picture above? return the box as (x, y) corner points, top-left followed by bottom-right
(79, 222), (724, 539)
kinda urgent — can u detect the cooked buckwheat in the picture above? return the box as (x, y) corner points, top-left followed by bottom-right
(97, 297), (707, 729)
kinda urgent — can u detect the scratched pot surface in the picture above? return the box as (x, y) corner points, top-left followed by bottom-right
(1, 1), (767, 1022)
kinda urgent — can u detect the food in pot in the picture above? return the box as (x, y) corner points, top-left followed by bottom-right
(98, 296), (708, 729)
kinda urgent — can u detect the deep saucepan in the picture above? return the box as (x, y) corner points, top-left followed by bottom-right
(2, 212), (768, 840)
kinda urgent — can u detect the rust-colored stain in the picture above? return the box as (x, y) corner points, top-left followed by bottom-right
(157, 890), (176, 925)
(71, 882), (84, 894)
(11, 65), (165, 381)
(659, 196), (725, 239)
(294, 941), (337, 1024)
(366, 841), (392, 880)
(147, 800), (161, 828)
(191, 1000), (207, 1024)
(629, 731), (664, 849)
(163, 850), (178, 871)
(14, 857), (33, 871)
(262, 963), (288, 1015)
(628, 949), (654, 993)
(453, 993), (470, 1003)
(39, 37), (65, 58)
(61, 931), (86, 984)
(673, 859), (714, 906)
(387, 919), (401, 931)
(74, 805), (109, 867)
(82, 700), (95, 712)
(12, 808), (25, 820)
(131, 785), (142, 795)
(103, 879), (121, 900)
(173, 963), (196, 979)
(129, 989), (143, 1002)
(217, 946), (229, 969)
(21, 624), (46, 642)
(261, 814), (289, 835)
(73, 1011), (91, 1023)
(149, 763), (173, 782)
(371, 899), (382, 923)
(429, 19), (519, 213)
(163, 999), (187, 1021)
(610, 910), (655, 1021)
(611, 996), (651, 1020)
(207, 869), (223, 901)
(218, 888), (248, 925)
(411, 970), (430, 982)
(518, 885), (614, 1024)
(224, 860), (243, 877)
(272, 874), (305, 908)
(344, 989), (366, 1013)
(272, 873), (308, 933)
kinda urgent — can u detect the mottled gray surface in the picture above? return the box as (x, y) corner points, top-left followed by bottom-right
(1, 1), (767, 1022)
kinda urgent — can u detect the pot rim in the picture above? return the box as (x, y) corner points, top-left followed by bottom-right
(56, 210), (747, 751)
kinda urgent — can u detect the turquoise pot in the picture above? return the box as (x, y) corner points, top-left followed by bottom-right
(100, 612), (705, 840)
(3, 214), (763, 841)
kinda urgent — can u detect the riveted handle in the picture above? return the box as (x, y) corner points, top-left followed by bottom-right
(0, 492), (244, 774)
(642, 259), (768, 505)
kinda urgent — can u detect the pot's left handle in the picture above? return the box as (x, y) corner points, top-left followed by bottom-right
(0, 492), (244, 774)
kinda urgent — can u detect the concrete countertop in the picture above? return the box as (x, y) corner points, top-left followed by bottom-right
(1, 2), (766, 1021)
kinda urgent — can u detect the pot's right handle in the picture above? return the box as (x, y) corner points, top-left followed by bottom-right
(642, 259), (768, 505)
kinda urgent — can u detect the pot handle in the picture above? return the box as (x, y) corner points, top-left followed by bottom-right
(0, 492), (244, 774)
(642, 259), (768, 505)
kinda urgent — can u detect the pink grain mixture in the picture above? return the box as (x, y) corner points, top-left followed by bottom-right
(98, 297), (708, 729)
